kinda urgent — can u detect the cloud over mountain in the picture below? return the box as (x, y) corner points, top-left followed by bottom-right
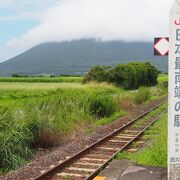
(6, 0), (173, 54)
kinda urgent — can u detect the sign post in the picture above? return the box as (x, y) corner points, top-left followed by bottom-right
(169, 0), (180, 179)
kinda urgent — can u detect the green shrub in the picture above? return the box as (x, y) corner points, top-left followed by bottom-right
(134, 87), (150, 104)
(108, 64), (137, 89)
(83, 62), (159, 90)
(83, 66), (110, 83)
(89, 94), (116, 118)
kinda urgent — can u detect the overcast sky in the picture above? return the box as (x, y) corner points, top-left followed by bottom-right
(0, 0), (174, 62)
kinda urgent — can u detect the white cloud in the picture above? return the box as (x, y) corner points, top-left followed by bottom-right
(0, 0), (60, 21)
(0, 16), (16, 21)
(4, 0), (174, 60)
(0, 0), (59, 10)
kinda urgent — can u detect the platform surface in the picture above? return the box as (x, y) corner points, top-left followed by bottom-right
(94, 160), (167, 180)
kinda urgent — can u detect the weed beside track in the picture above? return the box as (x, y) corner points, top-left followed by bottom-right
(117, 104), (167, 167)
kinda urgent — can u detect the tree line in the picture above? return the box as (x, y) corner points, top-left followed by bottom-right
(83, 62), (159, 90)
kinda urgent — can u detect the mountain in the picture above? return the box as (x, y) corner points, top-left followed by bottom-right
(0, 39), (168, 76)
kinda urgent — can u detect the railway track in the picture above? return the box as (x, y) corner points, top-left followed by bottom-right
(33, 101), (166, 180)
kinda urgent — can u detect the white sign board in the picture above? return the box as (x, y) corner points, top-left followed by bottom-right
(169, 0), (180, 178)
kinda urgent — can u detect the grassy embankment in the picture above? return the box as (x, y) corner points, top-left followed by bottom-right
(0, 75), (167, 174)
(117, 103), (167, 167)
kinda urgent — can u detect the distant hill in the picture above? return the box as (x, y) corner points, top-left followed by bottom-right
(0, 39), (168, 76)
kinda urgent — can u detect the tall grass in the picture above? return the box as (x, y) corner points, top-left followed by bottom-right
(0, 108), (33, 170)
(118, 95), (134, 111)
(89, 94), (117, 118)
(0, 80), (167, 173)
(134, 87), (150, 104)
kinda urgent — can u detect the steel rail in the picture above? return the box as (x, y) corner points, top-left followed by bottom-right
(33, 100), (166, 180)
(85, 110), (167, 180)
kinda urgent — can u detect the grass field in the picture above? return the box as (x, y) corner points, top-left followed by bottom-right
(0, 76), (83, 83)
(0, 73), (167, 83)
(157, 74), (168, 84)
(0, 74), (168, 174)
(117, 104), (167, 167)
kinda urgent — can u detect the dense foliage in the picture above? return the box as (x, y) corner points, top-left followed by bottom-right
(83, 62), (159, 90)
(82, 66), (109, 83)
